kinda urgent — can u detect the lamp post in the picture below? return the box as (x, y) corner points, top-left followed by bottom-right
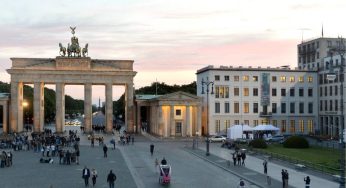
(327, 37), (345, 188)
(241, 123), (244, 139)
(201, 77), (214, 156)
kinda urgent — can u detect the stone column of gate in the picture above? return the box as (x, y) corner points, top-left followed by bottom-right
(34, 82), (44, 132)
(55, 83), (65, 133)
(2, 102), (8, 133)
(169, 104), (174, 137)
(105, 83), (113, 133)
(185, 105), (190, 137)
(197, 105), (202, 136)
(125, 83), (134, 133)
(136, 104), (141, 133)
(10, 81), (23, 133)
(84, 83), (92, 133)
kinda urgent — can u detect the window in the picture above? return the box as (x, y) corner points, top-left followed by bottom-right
(244, 120), (249, 125)
(176, 122), (182, 134)
(225, 87), (229, 98)
(299, 120), (304, 132)
(290, 88), (295, 97)
(215, 120), (220, 133)
(281, 102), (286, 113)
(176, 109), (181, 116)
(244, 88), (249, 96)
(335, 85), (338, 96)
(215, 102), (220, 113)
(234, 88), (239, 96)
(324, 100), (327, 111)
(253, 120), (259, 126)
(243, 75), (249, 81)
(308, 120), (314, 133)
(253, 76), (258, 81)
(298, 76), (304, 82)
(299, 88), (304, 97)
(320, 87), (322, 97)
(329, 100), (333, 111)
(335, 100), (338, 111)
(272, 88), (277, 96)
(289, 76), (295, 82)
(324, 86), (327, 96)
(225, 120), (230, 129)
(224, 75), (230, 81)
(215, 87), (219, 98)
(280, 76), (286, 82)
(281, 120), (286, 132)
(308, 103), (313, 113)
(330, 86), (333, 96)
(253, 103), (258, 113)
(225, 102), (230, 113)
(272, 76), (277, 82)
(234, 76), (239, 81)
(244, 102), (249, 113)
(261, 119), (269, 125)
(320, 101), (323, 111)
(234, 120), (240, 125)
(215, 75), (220, 81)
(308, 76), (313, 83)
(299, 102), (304, 114)
(281, 88), (286, 96)
(290, 120), (295, 133)
(290, 102), (295, 113)
(272, 103), (277, 113)
(327, 40), (332, 47)
(234, 102), (239, 113)
(272, 120), (277, 127)
(308, 88), (313, 97)
(253, 88), (258, 96)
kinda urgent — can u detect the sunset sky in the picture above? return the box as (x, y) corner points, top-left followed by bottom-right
(1, 0), (345, 104)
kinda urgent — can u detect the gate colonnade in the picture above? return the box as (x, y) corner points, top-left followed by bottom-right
(6, 57), (136, 133)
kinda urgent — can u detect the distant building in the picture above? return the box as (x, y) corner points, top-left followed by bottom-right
(196, 65), (318, 136)
(135, 91), (202, 137)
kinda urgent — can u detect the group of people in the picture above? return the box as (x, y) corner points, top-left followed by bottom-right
(231, 150), (246, 166)
(0, 151), (12, 168)
(82, 166), (117, 188)
(281, 169), (289, 188)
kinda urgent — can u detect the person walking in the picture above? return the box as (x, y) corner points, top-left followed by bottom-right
(150, 143), (154, 156)
(232, 152), (237, 166)
(263, 160), (268, 174)
(76, 149), (80, 165)
(91, 168), (98, 187)
(107, 170), (116, 188)
(103, 144), (108, 158)
(304, 176), (311, 188)
(82, 166), (91, 187)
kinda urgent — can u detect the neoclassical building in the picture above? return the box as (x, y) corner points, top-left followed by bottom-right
(135, 91), (202, 137)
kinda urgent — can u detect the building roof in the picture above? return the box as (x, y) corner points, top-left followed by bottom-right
(135, 95), (162, 100)
(196, 65), (317, 74)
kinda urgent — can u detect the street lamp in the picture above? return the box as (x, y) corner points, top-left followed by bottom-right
(201, 77), (214, 156)
(327, 37), (345, 188)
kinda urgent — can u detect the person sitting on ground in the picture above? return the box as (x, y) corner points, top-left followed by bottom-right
(161, 157), (167, 165)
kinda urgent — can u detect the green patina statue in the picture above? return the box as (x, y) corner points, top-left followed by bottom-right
(59, 27), (88, 58)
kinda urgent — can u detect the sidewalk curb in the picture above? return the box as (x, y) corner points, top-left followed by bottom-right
(184, 147), (267, 188)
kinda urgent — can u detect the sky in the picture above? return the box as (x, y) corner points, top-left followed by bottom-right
(1, 0), (346, 104)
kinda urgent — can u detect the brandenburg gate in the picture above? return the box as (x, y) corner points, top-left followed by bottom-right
(6, 28), (136, 133)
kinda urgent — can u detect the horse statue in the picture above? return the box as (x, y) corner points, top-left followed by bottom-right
(59, 43), (66, 57)
(82, 43), (88, 57)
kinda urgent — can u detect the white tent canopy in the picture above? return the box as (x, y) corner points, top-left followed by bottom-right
(253, 124), (280, 131)
(227, 125), (253, 139)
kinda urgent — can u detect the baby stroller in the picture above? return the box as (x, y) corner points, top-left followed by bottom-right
(159, 164), (171, 185)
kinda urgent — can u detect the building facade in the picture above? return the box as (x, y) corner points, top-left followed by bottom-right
(196, 66), (318, 136)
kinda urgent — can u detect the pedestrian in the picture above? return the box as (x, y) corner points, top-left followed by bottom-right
(281, 169), (285, 188)
(155, 158), (159, 173)
(232, 152), (237, 166)
(150, 143), (154, 156)
(82, 166), (91, 187)
(103, 144), (108, 158)
(266, 175), (271, 186)
(263, 159), (268, 174)
(131, 135), (134, 145)
(237, 152), (241, 165)
(304, 176), (311, 188)
(76, 149), (80, 165)
(107, 170), (117, 188)
(284, 170), (289, 188)
(91, 168), (98, 187)
(241, 152), (246, 166)
(91, 137), (94, 147)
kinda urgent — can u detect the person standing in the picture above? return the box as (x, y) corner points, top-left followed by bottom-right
(131, 135), (134, 145)
(150, 144), (154, 156)
(284, 170), (289, 188)
(82, 166), (91, 187)
(281, 169), (285, 188)
(263, 160), (268, 174)
(103, 144), (108, 158)
(91, 168), (98, 187)
(232, 152), (237, 166)
(76, 149), (80, 165)
(107, 170), (116, 188)
(304, 176), (311, 188)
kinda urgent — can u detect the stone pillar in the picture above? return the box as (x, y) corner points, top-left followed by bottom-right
(2, 102), (8, 133)
(197, 105), (202, 136)
(10, 82), (23, 133)
(125, 83), (134, 133)
(34, 82), (44, 132)
(105, 83), (113, 133)
(136, 104), (141, 133)
(158, 105), (163, 136)
(84, 83), (92, 133)
(185, 105), (190, 137)
(170, 105), (174, 137)
(55, 83), (65, 133)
